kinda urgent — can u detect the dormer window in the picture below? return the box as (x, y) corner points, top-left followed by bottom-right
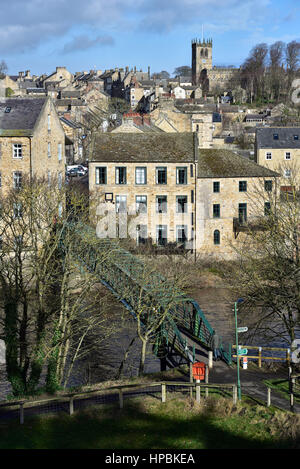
(294, 135), (299, 141)
(5, 107), (11, 113)
(273, 133), (279, 140)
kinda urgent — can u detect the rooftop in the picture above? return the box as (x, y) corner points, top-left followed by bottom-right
(0, 97), (46, 136)
(256, 127), (300, 149)
(91, 133), (196, 163)
(197, 149), (279, 178)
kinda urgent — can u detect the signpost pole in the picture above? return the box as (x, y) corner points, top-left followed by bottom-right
(234, 301), (242, 400)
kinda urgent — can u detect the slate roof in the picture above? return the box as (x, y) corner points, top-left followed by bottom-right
(197, 149), (279, 178)
(0, 97), (46, 136)
(91, 133), (196, 163)
(256, 127), (300, 149)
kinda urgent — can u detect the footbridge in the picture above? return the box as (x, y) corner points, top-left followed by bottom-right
(70, 224), (232, 368)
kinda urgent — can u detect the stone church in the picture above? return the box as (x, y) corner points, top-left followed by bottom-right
(191, 38), (240, 92)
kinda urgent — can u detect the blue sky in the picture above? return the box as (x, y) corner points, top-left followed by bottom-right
(0, 0), (299, 76)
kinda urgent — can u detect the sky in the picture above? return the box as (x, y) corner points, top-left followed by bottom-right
(0, 0), (300, 77)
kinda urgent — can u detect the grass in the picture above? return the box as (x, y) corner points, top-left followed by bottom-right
(264, 378), (300, 405)
(0, 394), (299, 449)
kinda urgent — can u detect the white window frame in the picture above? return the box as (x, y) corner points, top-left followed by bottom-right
(48, 114), (51, 131)
(58, 143), (62, 162)
(265, 152), (272, 160)
(13, 171), (22, 189)
(285, 152), (291, 160)
(48, 142), (51, 158)
(135, 167), (147, 185)
(12, 144), (23, 159)
(284, 169), (291, 178)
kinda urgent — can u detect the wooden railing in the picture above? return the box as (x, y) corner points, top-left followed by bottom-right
(232, 345), (291, 367)
(0, 381), (237, 425)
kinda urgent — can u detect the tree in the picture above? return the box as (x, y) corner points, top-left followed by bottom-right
(119, 258), (189, 375)
(173, 66), (192, 77)
(151, 71), (170, 80)
(286, 40), (300, 88)
(0, 177), (114, 396)
(241, 43), (268, 103)
(220, 174), (300, 352)
(0, 60), (7, 79)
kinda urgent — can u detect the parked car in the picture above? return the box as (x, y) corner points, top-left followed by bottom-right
(67, 167), (85, 177)
(67, 164), (88, 174)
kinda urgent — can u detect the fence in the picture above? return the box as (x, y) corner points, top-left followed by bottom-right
(232, 345), (291, 367)
(0, 381), (238, 425)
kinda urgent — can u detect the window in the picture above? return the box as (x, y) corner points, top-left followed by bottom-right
(273, 133), (279, 140)
(176, 167), (187, 185)
(264, 202), (271, 216)
(294, 135), (299, 141)
(5, 107), (11, 113)
(48, 142), (51, 158)
(239, 181), (247, 192)
(238, 203), (247, 223)
(156, 225), (167, 246)
(115, 195), (127, 213)
(48, 114), (51, 131)
(191, 190), (194, 204)
(58, 143), (62, 162)
(213, 229), (220, 245)
(0, 143), (2, 159)
(266, 152), (272, 160)
(190, 164), (194, 178)
(156, 167), (167, 185)
(213, 181), (220, 193)
(176, 225), (187, 244)
(284, 169), (291, 178)
(176, 195), (188, 213)
(13, 202), (22, 219)
(213, 204), (220, 218)
(285, 152), (291, 160)
(13, 144), (22, 159)
(48, 171), (51, 186)
(96, 167), (107, 185)
(0, 172), (1, 188)
(58, 172), (62, 189)
(115, 167), (127, 185)
(264, 180), (273, 192)
(13, 171), (22, 189)
(137, 224), (147, 245)
(135, 167), (147, 185)
(156, 195), (167, 213)
(136, 195), (147, 213)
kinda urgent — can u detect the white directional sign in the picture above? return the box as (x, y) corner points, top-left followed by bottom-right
(237, 327), (248, 333)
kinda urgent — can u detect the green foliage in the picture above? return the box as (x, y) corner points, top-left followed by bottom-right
(5, 87), (14, 97)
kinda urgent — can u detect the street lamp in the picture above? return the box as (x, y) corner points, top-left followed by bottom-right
(234, 298), (244, 400)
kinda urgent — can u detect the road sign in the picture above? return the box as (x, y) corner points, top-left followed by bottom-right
(237, 348), (248, 355)
(237, 327), (248, 333)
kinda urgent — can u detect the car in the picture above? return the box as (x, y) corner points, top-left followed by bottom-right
(67, 167), (85, 177)
(67, 164), (88, 174)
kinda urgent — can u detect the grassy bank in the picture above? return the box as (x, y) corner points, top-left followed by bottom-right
(0, 395), (299, 449)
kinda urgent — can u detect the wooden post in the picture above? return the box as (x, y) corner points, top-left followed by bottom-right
(189, 363), (193, 399)
(119, 389), (124, 409)
(258, 347), (262, 368)
(196, 383), (201, 404)
(19, 402), (24, 425)
(205, 366), (209, 399)
(233, 385), (237, 405)
(69, 397), (74, 415)
(161, 383), (166, 403)
(208, 351), (213, 369)
(267, 387), (271, 407)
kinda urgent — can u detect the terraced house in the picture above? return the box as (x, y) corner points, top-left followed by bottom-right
(0, 97), (66, 193)
(89, 133), (278, 258)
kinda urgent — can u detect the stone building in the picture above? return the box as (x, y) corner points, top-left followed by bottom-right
(191, 38), (240, 92)
(0, 97), (66, 193)
(255, 127), (300, 187)
(89, 133), (278, 258)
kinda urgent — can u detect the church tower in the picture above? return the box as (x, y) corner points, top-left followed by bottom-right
(191, 38), (213, 86)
